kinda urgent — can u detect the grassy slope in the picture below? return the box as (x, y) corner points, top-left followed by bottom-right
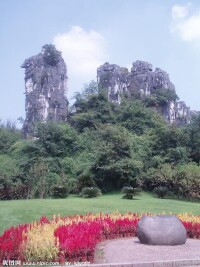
(0, 191), (199, 234)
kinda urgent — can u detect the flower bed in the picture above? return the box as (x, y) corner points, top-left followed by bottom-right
(0, 212), (200, 264)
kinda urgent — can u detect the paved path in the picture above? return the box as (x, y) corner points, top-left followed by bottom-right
(94, 238), (200, 266)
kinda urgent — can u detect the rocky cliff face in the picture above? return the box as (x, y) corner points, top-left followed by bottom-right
(21, 44), (68, 137)
(97, 61), (191, 125)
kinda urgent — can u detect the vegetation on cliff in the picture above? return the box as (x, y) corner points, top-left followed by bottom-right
(0, 81), (200, 200)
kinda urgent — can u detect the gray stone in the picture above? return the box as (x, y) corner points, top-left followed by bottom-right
(21, 44), (68, 138)
(97, 62), (129, 104)
(137, 215), (187, 245)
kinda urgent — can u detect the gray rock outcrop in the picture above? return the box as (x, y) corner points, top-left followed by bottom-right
(21, 44), (68, 138)
(97, 61), (191, 125)
(137, 215), (187, 245)
(97, 62), (129, 103)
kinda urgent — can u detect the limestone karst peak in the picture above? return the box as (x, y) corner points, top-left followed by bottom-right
(97, 60), (191, 126)
(21, 44), (68, 138)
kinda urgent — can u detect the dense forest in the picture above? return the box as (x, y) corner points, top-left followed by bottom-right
(1, 81), (200, 200)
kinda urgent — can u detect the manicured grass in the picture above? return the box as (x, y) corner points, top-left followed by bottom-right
(0, 191), (199, 234)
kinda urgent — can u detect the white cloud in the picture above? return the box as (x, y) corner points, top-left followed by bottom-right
(175, 14), (200, 42)
(53, 26), (107, 94)
(172, 4), (190, 20)
(171, 3), (200, 43)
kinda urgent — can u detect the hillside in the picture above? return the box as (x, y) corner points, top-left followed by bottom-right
(0, 84), (200, 200)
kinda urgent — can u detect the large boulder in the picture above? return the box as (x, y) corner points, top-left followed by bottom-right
(137, 215), (187, 245)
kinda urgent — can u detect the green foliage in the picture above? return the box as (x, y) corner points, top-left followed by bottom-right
(91, 125), (143, 191)
(165, 147), (189, 164)
(42, 44), (61, 66)
(121, 186), (140, 199)
(70, 93), (116, 132)
(0, 155), (20, 184)
(142, 163), (175, 191)
(29, 160), (70, 199)
(0, 122), (21, 154)
(186, 113), (200, 163)
(0, 154), (24, 200)
(10, 153), (64, 199)
(11, 139), (43, 159)
(80, 80), (99, 98)
(143, 163), (200, 200)
(155, 88), (179, 103)
(75, 175), (96, 193)
(174, 163), (200, 200)
(148, 124), (190, 163)
(145, 88), (179, 106)
(80, 187), (102, 198)
(26, 158), (49, 198)
(153, 186), (169, 198)
(0, 184), (28, 200)
(116, 99), (165, 135)
(34, 122), (78, 157)
(60, 157), (76, 180)
(51, 185), (68, 198)
(0, 84), (198, 201)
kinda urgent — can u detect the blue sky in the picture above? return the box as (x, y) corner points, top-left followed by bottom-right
(1, 0), (200, 124)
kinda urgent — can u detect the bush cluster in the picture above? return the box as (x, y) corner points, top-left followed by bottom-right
(153, 186), (168, 198)
(51, 185), (69, 198)
(121, 186), (140, 199)
(0, 184), (28, 200)
(143, 163), (200, 200)
(80, 187), (102, 198)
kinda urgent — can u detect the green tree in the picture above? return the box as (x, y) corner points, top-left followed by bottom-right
(81, 80), (99, 98)
(0, 121), (21, 154)
(0, 155), (20, 188)
(186, 113), (200, 163)
(70, 81), (117, 132)
(25, 158), (65, 198)
(34, 122), (79, 157)
(91, 125), (143, 191)
(0, 154), (22, 200)
(27, 158), (49, 198)
(148, 124), (189, 161)
(145, 88), (179, 106)
(174, 163), (200, 199)
(116, 99), (165, 135)
(70, 93), (117, 132)
(142, 163), (175, 191)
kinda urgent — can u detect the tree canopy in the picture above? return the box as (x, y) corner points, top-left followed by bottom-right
(1, 82), (199, 199)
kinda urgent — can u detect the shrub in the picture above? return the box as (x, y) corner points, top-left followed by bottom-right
(75, 175), (96, 193)
(173, 164), (200, 200)
(51, 185), (68, 198)
(121, 186), (140, 199)
(80, 187), (102, 198)
(144, 163), (200, 200)
(0, 184), (28, 200)
(142, 164), (174, 191)
(153, 186), (168, 198)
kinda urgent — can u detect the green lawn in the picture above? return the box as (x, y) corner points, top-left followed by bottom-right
(0, 191), (199, 234)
